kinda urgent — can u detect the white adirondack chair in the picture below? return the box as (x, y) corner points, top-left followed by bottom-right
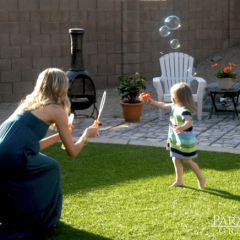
(153, 52), (206, 121)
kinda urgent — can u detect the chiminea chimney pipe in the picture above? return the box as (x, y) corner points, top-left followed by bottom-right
(69, 28), (85, 71)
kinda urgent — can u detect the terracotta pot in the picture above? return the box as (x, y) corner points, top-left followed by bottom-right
(120, 100), (143, 122)
(216, 78), (233, 90)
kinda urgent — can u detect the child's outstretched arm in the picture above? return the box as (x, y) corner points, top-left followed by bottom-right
(148, 99), (171, 110)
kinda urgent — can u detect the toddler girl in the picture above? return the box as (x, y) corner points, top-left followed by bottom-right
(148, 82), (205, 189)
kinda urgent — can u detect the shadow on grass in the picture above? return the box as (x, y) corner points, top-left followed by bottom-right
(182, 186), (240, 202)
(24, 221), (112, 240)
(42, 143), (240, 195)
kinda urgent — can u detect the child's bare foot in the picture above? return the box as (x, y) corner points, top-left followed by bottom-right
(198, 176), (206, 189)
(170, 181), (184, 187)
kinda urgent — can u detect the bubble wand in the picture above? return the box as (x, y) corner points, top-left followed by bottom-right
(94, 91), (106, 127)
(61, 113), (74, 150)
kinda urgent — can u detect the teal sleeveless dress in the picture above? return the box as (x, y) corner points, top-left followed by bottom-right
(0, 110), (62, 239)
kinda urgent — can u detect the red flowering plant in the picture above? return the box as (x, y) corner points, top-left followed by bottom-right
(211, 63), (237, 79)
(118, 72), (146, 103)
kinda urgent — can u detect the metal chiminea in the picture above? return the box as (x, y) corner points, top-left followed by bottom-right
(66, 28), (98, 119)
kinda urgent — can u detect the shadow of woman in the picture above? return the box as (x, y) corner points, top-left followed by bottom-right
(24, 221), (112, 240)
(182, 186), (240, 202)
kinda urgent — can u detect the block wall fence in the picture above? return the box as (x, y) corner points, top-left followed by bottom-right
(0, 0), (240, 103)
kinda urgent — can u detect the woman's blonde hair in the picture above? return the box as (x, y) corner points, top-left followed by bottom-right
(170, 82), (197, 115)
(19, 68), (70, 115)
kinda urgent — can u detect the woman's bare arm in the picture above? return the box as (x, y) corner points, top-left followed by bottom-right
(37, 105), (98, 158)
(52, 108), (98, 158)
(39, 133), (61, 150)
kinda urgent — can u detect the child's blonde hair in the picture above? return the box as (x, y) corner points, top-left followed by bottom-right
(170, 82), (197, 115)
(19, 68), (70, 115)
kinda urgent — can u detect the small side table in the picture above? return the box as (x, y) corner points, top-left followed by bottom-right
(208, 83), (240, 119)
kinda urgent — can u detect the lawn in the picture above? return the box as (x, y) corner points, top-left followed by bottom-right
(29, 143), (240, 240)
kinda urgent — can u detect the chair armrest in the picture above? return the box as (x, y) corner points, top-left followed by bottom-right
(194, 77), (207, 96)
(194, 77), (207, 87)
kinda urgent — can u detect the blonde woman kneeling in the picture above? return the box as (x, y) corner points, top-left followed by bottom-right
(0, 68), (98, 238)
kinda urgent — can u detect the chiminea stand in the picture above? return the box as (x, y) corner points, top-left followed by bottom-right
(66, 28), (98, 119)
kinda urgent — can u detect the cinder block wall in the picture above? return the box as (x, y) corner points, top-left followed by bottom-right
(0, 0), (240, 103)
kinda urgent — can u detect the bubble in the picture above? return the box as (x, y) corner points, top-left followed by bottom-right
(159, 25), (170, 37)
(188, 67), (197, 76)
(170, 39), (180, 49)
(165, 15), (181, 30)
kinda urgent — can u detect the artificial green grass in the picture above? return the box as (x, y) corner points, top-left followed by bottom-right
(29, 143), (240, 240)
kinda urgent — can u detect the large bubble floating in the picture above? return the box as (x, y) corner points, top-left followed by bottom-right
(170, 39), (180, 49)
(165, 15), (181, 30)
(159, 26), (170, 37)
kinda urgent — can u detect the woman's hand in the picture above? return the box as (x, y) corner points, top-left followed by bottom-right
(68, 123), (74, 133)
(92, 119), (100, 128)
(83, 126), (99, 139)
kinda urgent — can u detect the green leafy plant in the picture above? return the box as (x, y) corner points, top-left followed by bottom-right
(211, 63), (237, 78)
(118, 72), (146, 103)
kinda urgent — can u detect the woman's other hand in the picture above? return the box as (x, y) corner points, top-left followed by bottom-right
(68, 123), (74, 133)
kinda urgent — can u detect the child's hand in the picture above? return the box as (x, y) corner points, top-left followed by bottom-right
(175, 118), (191, 134)
(139, 93), (151, 102)
(147, 98), (153, 104)
(174, 126), (183, 134)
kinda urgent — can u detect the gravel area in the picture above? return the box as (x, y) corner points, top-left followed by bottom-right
(1, 47), (240, 122)
(0, 77), (158, 122)
(196, 46), (240, 84)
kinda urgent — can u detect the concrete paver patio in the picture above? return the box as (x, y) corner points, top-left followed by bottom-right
(69, 110), (240, 154)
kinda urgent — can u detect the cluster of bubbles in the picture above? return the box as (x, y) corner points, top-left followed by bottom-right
(159, 15), (197, 76)
(159, 15), (181, 50)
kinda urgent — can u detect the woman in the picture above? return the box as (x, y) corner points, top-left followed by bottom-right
(0, 68), (98, 238)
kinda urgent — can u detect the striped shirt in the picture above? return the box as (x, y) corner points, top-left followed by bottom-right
(167, 104), (197, 159)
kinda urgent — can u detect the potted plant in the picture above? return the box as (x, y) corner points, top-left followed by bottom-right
(118, 72), (146, 121)
(211, 63), (237, 89)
